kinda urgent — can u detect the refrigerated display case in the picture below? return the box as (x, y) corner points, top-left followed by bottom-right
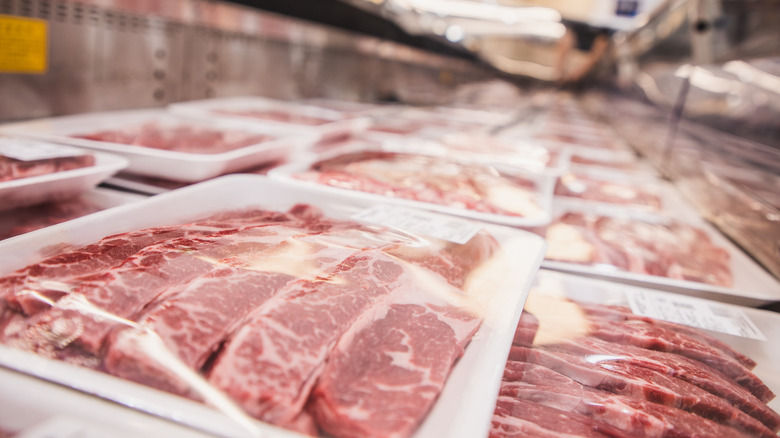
(0, 0), (779, 437)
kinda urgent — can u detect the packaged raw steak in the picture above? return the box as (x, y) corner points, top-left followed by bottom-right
(0, 175), (545, 438)
(270, 150), (554, 227)
(554, 172), (664, 211)
(541, 209), (732, 287)
(168, 96), (371, 144)
(0, 138), (95, 182)
(0, 110), (304, 183)
(213, 109), (333, 126)
(491, 270), (780, 438)
(377, 132), (565, 175)
(74, 122), (275, 154)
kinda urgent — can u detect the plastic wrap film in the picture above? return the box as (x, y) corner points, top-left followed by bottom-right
(491, 270), (780, 438)
(0, 188), (144, 241)
(541, 206), (732, 288)
(271, 150), (555, 227)
(0, 175), (546, 438)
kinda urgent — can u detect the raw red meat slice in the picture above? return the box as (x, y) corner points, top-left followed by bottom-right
(502, 361), (771, 438)
(576, 303), (756, 369)
(554, 173), (662, 210)
(0, 197), (104, 240)
(543, 212), (733, 287)
(76, 123), (274, 154)
(585, 318), (759, 391)
(309, 302), (479, 438)
(546, 336), (775, 406)
(2, 218), (334, 363)
(509, 345), (779, 432)
(0, 153), (95, 182)
(0, 208), (298, 317)
(294, 151), (542, 218)
(103, 228), (380, 397)
(521, 299), (764, 395)
(207, 250), (451, 428)
(493, 397), (632, 438)
(103, 269), (296, 397)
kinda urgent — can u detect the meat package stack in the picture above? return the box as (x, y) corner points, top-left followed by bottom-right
(0, 136), (129, 236)
(0, 91), (778, 438)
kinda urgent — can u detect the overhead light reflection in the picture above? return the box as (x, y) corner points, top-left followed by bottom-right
(675, 65), (737, 94)
(445, 24), (465, 42)
(391, 0), (561, 24)
(723, 61), (780, 95)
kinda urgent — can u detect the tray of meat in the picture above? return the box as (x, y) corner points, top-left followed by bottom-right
(1, 138), (95, 182)
(375, 132), (569, 176)
(491, 269), (780, 438)
(168, 96), (371, 144)
(0, 174), (546, 438)
(0, 109), (313, 182)
(564, 146), (658, 175)
(366, 115), (456, 138)
(536, 202), (780, 306)
(398, 105), (520, 128)
(530, 128), (631, 151)
(297, 98), (401, 117)
(0, 187), (145, 240)
(520, 113), (632, 152)
(0, 137), (127, 212)
(366, 105), (514, 139)
(268, 149), (555, 227)
(553, 169), (695, 215)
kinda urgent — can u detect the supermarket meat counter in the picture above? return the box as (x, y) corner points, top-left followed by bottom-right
(1, 0), (779, 437)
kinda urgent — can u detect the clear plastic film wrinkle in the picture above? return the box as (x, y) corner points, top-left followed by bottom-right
(20, 289), (266, 438)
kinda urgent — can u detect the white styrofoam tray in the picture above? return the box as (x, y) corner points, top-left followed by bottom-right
(0, 109), (313, 182)
(267, 151), (556, 227)
(0, 147), (127, 212)
(539, 202), (780, 307)
(168, 96), (372, 142)
(0, 174), (546, 438)
(526, 270), (780, 415)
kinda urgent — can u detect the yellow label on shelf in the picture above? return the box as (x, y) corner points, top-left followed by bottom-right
(0, 14), (48, 73)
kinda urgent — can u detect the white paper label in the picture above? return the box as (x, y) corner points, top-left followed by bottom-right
(352, 204), (481, 244)
(0, 138), (83, 161)
(627, 290), (766, 341)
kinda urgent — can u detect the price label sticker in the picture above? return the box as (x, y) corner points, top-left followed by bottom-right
(0, 14), (48, 73)
(627, 290), (766, 340)
(0, 138), (83, 161)
(352, 204), (481, 244)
